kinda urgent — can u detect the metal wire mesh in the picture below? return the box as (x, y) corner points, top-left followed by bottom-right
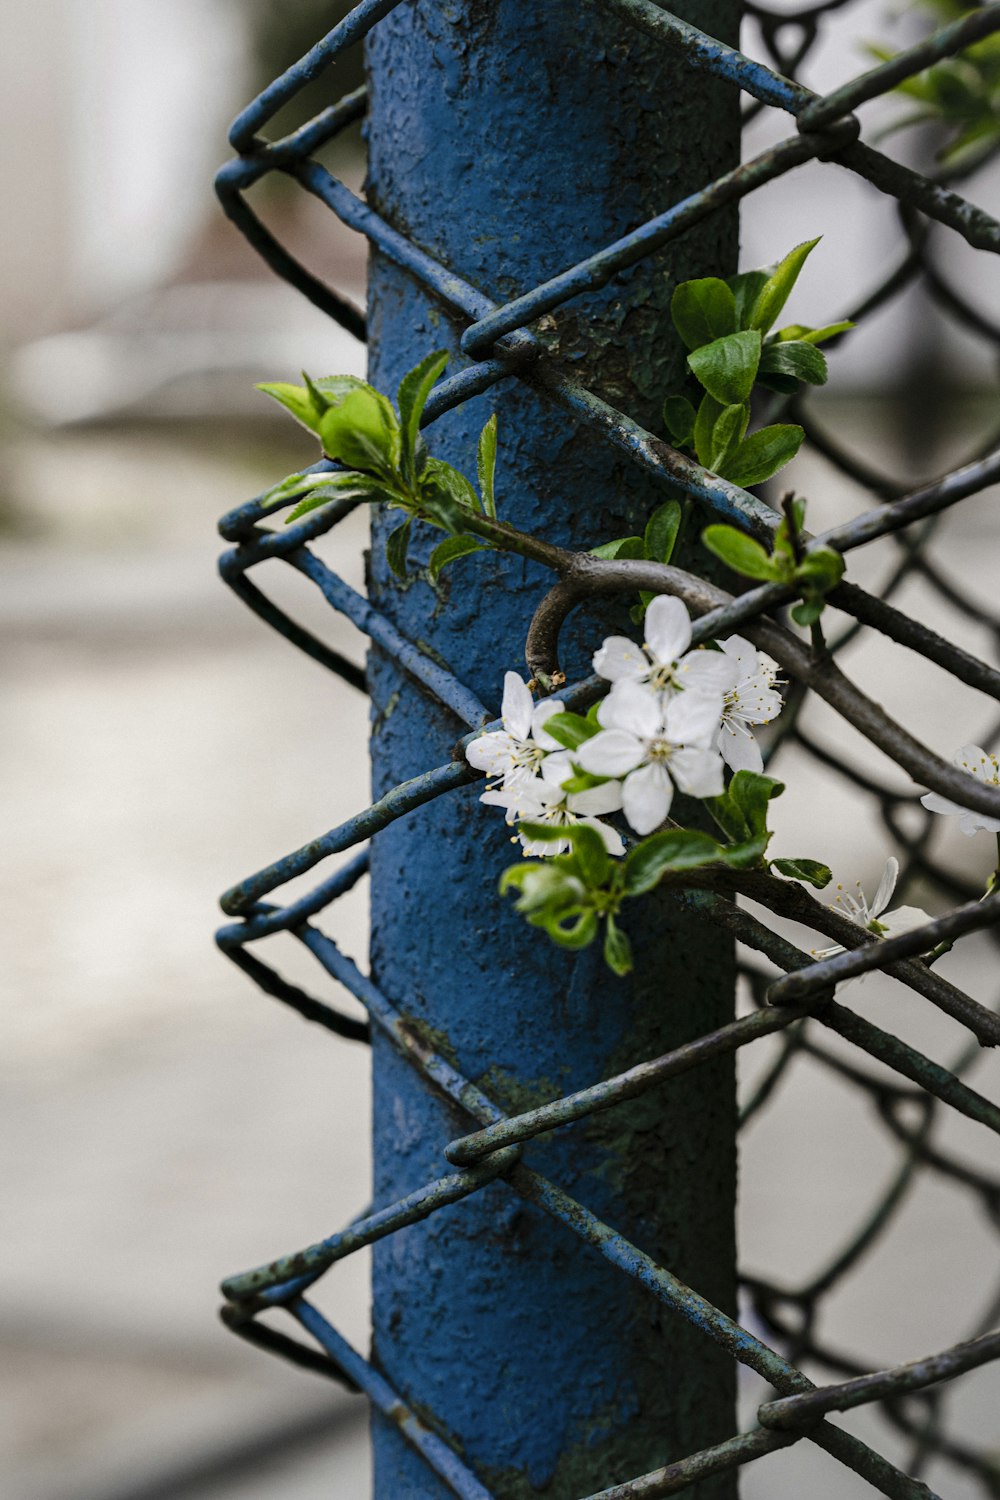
(213, 2), (1000, 1495)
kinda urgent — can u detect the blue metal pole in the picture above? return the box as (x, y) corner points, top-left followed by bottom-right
(365, 4), (742, 1494)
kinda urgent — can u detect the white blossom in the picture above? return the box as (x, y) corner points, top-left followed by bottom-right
(920, 744), (1000, 837)
(576, 678), (726, 835)
(812, 857), (929, 960)
(466, 672), (564, 785)
(593, 595), (738, 700)
(716, 636), (784, 774)
(481, 751), (625, 856)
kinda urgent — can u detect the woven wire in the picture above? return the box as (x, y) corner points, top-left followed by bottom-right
(213, 2), (1000, 1495)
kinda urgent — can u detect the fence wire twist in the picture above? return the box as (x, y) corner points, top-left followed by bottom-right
(213, 3), (1000, 1495)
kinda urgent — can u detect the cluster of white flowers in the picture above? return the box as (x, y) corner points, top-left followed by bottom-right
(466, 596), (783, 855)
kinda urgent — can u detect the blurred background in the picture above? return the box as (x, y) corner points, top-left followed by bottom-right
(2, 2), (998, 1497)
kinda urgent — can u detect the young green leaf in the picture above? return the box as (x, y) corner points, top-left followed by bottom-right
(671, 277), (738, 351)
(477, 414), (498, 519)
(306, 373), (369, 411)
(771, 858), (832, 888)
(663, 394), (696, 446)
(318, 387), (400, 477)
(590, 536), (646, 560)
(603, 916), (633, 976)
(692, 393), (726, 470)
(255, 382), (320, 433)
(796, 545), (844, 592)
(747, 238), (821, 334)
(790, 596), (826, 627)
(545, 908), (599, 949)
(397, 350), (448, 482)
(718, 833), (771, 869)
(702, 524), (776, 581)
(385, 518), (413, 579)
(688, 330), (762, 406)
(728, 770), (784, 840)
(728, 269), (770, 328)
(428, 534), (485, 582)
(419, 458), (480, 534)
(707, 402), (749, 470)
(776, 320), (854, 346)
(542, 711), (600, 751)
(644, 500), (683, 565)
(519, 821), (610, 888)
(284, 475), (399, 524)
(623, 829), (724, 895)
(758, 340), (829, 390)
(718, 424), (804, 488)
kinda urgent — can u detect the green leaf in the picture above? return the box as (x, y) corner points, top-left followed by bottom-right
(518, 821), (610, 888)
(603, 916), (633, 976)
(500, 861), (584, 915)
(419, 458), (480, 534)
(260, 469), (335, 509)
(590, 535), (645, 561)
(795, 545), (844, 592)
(428, 534), (485, 582)
(777, 321), (854, 346)
(771, 858), (832, 888)
(791, 596), (826, 627)
(728, 269), (770, 328)
(318, 387), (400, 477)
(623, 830), (724, 895)
(560, 770), (614, 794)
(729, 770), (784, 839)
(385, 518), (413, 579)
(719, 833), (771, 869)
(477, 414), (498, 519)
(702, 524), (776, 581)
(671, 277), (738, 351)
(545, 908), (599, 949)
(718, 424), (804, 488)
(305, 373), (369, 412)
(542, 711), (599, 751)
(758, 340), (828, 389)
(255, 382), (321, 433)
(663, 394), (696, 446)
(286, 475), (398, 523)
(644, 500), (683, 565)
(397, 350), (448, 481)
(707, 402), (749, 470)
(747, 239), (821, 334)
(692, 393), (725, 470)
(688, 330), (762, 406)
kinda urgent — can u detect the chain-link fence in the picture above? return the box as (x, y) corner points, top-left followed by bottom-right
(213, 2), (1000, 1495)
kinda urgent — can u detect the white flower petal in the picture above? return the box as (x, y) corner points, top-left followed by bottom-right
(540, 750), (574, 787)
(878, 905), (930, 939)
(568, 780), (624, 816)
(921, 791), (964, 817)
(676, 650), (739, 696)
(718, 724), (764, 774)
(531, 698), (566, 750)
(578, 729), (646, 778)
(959, 811), (1000, 836)
(869, 857), (898, 919)
(669, 746), (726, 800)
(956, 744), (995, 783)
(644, 595), (691, 664)
(664, 690), (724, 747)
(623, 762), (673, 835)
(583, 817), (626, 857)
(593, 636), (648, 682)
(720, 635), (757, 676)
(466, 731), (517, 775)
(501, 671), (533, 741)
(599, 679), (663, 740)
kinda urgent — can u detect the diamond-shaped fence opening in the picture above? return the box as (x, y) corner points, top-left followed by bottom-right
(213, 2), (1000, 1496)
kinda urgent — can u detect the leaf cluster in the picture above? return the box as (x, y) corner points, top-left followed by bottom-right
(257, 353), (497, 581)
(872, 2), (1000, 169)
(499, 772), (831, 974)
(663, 240), (852, 488)
(703, 497), (845, 628)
